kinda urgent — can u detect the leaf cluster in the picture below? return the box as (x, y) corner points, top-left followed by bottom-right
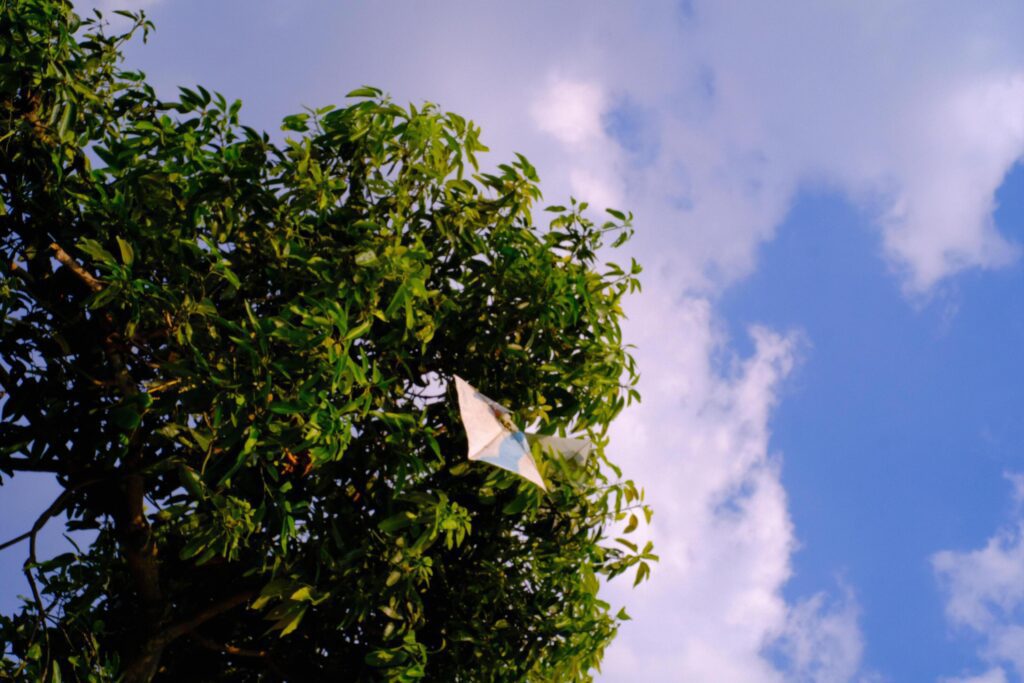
(0, 3), (651, 681)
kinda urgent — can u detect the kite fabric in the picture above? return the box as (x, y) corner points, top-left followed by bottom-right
(526, 434), (592, 464)
(453, 375), (593, 490)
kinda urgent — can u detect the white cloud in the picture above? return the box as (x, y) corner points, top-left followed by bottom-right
(933, 521), (1024, 632)
(941, 668), (1009, 683)
(599, 286), (869, 682)
(606, 0), (1024, 294)
(876, 75), (1024, 292)
(530, 77), (625, 211)
(529, 77), (606, 147)
(933, 475), (1024, 680)
(776, 589), (866, 683)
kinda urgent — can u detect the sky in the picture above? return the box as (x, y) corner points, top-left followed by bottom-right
(5, 1), (1024, 680)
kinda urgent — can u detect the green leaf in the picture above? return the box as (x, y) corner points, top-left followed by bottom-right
(282, 113), (309, 132)
(344, 320), (372, 341)
(384, 283), (408, 320)
(110, 404), (141, 430)
(354, 249), (377, 266)
(501, 493), (530, 516)
(615, 537), (638, 552)
(115, 236), (134, 265)
(269, 400), (304, 415)
(379, 512), (413, 534)
(290, 586), (314, 602)
(178, 466), (206, 499)
(346, 86), (382, 98)
(76, 238), (115, 265)
(277, 605), (307, 636)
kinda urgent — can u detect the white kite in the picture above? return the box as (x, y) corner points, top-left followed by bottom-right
(453, 375), (592, 490)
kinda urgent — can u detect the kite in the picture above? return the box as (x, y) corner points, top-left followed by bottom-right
(453, 375), (592, 490)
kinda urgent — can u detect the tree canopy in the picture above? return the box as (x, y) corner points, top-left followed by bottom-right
(0, 3), (652, 680)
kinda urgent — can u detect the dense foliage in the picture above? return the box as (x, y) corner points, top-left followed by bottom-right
(0, 2), (652, 680)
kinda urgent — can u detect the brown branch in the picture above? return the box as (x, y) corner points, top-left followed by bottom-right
(115, 436), (163, 683)
(49, 242), (103, 293)
(18, 249), (157, 642)
(21, 93), (56, 147)
(142, 378), (182, 395)
(191, 631), (292, 678)
(120, 468), (160, 602)
(158, 590), (255, 646)
(122, 591), (255, 683)
(190, 632), (267, 659)
(101, 324), (138, 398)
(8, 259), (36, 286)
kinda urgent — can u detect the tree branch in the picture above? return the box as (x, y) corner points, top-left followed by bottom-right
(158, 590), (255, 646)
(191, 631), (291, 678)
(122, 590), (255, 683)
(51, 244), (170, 681)
(49, 242), (103, 293)
(8, 258), (37, 287)
(190, 632), (267, 659)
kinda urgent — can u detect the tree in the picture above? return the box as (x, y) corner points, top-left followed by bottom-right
(0, 3), (653, 680)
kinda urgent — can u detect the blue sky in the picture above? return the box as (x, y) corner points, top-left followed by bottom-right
(6, 1), (1024, 680)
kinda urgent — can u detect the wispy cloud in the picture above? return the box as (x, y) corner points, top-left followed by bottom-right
(76, 0), (162, 15)
(933, 475), (1024, 681)
(775, 587), (868, 683)
(941, 669), (1010, 683)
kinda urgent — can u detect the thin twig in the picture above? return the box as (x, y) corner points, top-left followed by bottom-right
(25, 529), (50, 683)
(18, 490), (73, 682)
(142, 378), (182, 395)
(0, 489), (73, 553)
(0, 529), (32, 553)
(0, 457), (62, 474)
